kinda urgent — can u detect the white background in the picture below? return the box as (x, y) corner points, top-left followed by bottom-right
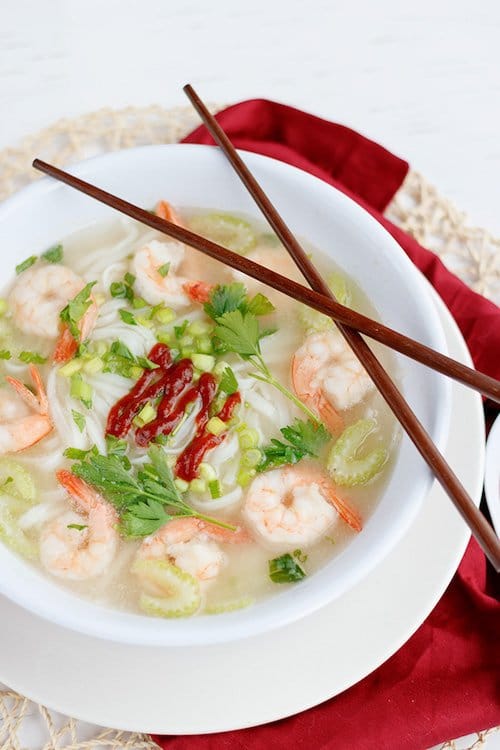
(0, 1), (498, 747)
(1, 0), (500, 234)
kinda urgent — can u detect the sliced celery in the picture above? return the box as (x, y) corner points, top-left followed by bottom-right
(134, 559), (201, 618)
(298, 272), (352, 333)
(327, 418), (387, 486)
(205, 596), (254, 615)
(0, 461), (36, 503)
(0, 504), (37, 559)
(189, 213), (256, 255)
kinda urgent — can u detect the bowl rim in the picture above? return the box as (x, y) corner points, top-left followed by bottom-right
(0, 143), (452, 645)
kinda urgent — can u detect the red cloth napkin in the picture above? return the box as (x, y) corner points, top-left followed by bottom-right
(153, 101), (500, 750)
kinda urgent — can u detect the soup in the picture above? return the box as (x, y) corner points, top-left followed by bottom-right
(0, 204), (398, 617)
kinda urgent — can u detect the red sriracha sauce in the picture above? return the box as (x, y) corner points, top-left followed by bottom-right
(105, 343), (241, 481)
(175, 389), (241, 481)
(135, 359), (194, 446)
(106, 343), (172, 438)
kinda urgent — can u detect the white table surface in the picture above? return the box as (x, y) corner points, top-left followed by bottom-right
(1, 0), (500, 236)
(0, 1), (498, 747)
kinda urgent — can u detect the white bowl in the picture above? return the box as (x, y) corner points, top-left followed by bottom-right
(485, 414), (500, 537)
(0, 144), (451, 645)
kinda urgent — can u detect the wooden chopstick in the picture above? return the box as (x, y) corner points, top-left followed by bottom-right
(182, 84), (500, 570)
(32, 158), (500, 570)
(32, 160), (500, 404)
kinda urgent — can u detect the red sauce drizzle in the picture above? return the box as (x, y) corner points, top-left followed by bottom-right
(106, 343), (172, 437)
(105, 344), (241, 481)
(175, 390), (241, 481)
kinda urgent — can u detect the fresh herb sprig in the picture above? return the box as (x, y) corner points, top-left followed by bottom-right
(204, 284), (318, 423)
(269, 552), (306, 583)
(258, 418), (330, 472)
(71, 444), (235, 538)
(102, 340), (158, 378)
(60, 282), (96, 342)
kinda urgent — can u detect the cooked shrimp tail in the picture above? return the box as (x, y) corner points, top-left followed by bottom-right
(321, 483), (363, 532)
(53, 326), (78, 363)
(155, 200), (184, 226)
(40, 470), (119, 581)
(0, 366), (52, 454)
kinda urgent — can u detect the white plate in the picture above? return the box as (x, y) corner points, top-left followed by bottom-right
(0, 289), (484, 734)
(485, 414), (500, 536)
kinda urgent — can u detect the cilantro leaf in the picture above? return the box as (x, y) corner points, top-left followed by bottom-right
(41, 244), (63, 263)
(0, 350), (11, 360)
(218, 365), (238, 395)
(15, 255), (37, 274)
(258, 419), (330, 472)
(63, 447), (93, 460)
(70, 446), (232, 538)
(120, 499), (171, 537)
(269, 553), (305, 583)
(204, 283), (247, 320)
(247, 293), (275, 316)
(60, 282), (96, 341)
(281, 419), (330, 457)
(214, 309), (261, 358)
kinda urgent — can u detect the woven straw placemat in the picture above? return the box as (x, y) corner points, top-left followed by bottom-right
(0, 105), (498, 750)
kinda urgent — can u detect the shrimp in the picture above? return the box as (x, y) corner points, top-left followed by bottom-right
(39, 470), (118, 581)
(155, 200), (184, 226)
(136, 517), (249, 582)
(232, 246), (303, 307)
(243, 466), (362, 548)
(133, 239), (212, 308)
(8, 264), (98, 362)
(292, 330), (374, 433)
(0, 365), (52, 454)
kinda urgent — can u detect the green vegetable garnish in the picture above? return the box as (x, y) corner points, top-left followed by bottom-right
(110, 282), (129, 298)
(269, 553), (306, 583)
(174, 320), (189, 340)
(71, 410), (86, 433)
(134, 559), (201, 618)
(298, 272), (351, 333)
(19, 351), (47, 364)
(63, 447), (93, 460)
(247, 293), (276, 317)
(189, 213), (256, 255)
(119, 309), (137, 325)
(158, 262), (170, 277)
(327, 418), (388, 486)
(124, 272), (136, 287)
(205, 284), (318, 423)
(67, 523), (87, 531)
(41, 244), (63, 263)
(102, 340), (158, 378)
(71, 444), (235, 538)
(258, 419), (330, 472)
(15, 255), (37, 275)
(60, 281), (96, 342)
(208, 479), (222, 499)
(0, 350), (11, 360)
(218, 365), (238, 395)
(70, 373), (93, 409)
(204, 283), (247, 320)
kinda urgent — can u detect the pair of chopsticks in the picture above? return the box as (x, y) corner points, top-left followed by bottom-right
(32, 85), (500, 570)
